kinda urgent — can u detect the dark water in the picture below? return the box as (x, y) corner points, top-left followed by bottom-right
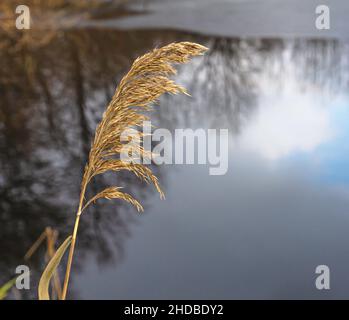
(1, 1), (349, 299)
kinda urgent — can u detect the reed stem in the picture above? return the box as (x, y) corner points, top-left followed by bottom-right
(61, 182), (87, 300)
(61, 211), (80, 300)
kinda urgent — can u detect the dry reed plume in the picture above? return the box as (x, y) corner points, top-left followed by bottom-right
(47, 42), (208, 300)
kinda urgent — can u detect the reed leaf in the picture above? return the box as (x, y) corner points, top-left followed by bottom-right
(38, 236), (72, 300)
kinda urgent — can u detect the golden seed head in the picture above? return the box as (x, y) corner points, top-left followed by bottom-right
(80, 42), (208, 212)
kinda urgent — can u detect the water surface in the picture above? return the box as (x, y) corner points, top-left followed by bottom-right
(0, 1), (349, 299)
